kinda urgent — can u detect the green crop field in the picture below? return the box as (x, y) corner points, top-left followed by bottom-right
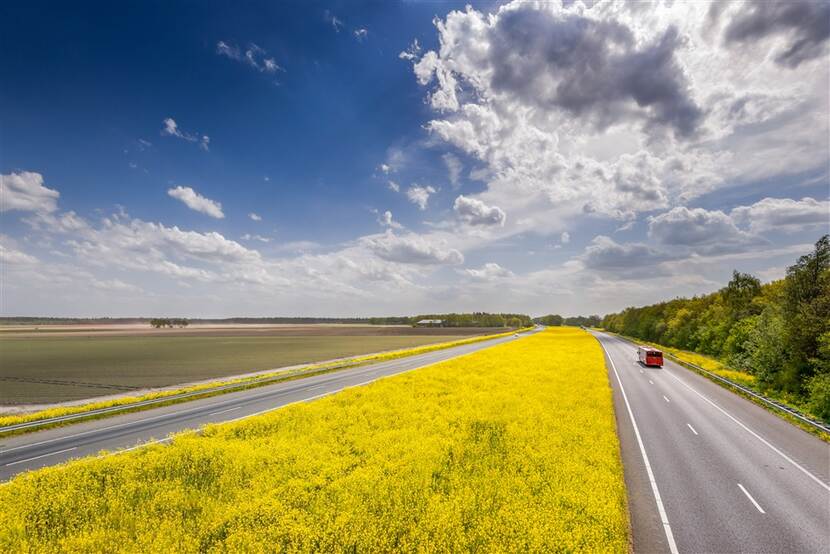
(0, 329), (482, 405)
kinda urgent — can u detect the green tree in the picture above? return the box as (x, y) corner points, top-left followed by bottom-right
(723, 271), (762, 320)
(600, 235), (830, 419)
(806, 332), (830, 419)
(781, 235), (830, 393)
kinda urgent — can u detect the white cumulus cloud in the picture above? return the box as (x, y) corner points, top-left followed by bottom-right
(161, 118), (210, 151)
(731, 197), (829, 233)
(453, 195), (506, 226)
(442, 153), (463, 187)
(378, 210), (403, 229)
(0, 242), (38, 265)
(167, 186), (225, 219)
(363, 231), (463, 265)
(648, 206), (761, 255)
(406, 184), (437, 210)
(0, 171), (60, 213)
(463, 262), (513, 280)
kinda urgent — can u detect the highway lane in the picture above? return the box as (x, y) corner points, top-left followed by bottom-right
(0, 331), (531, 481)
(596, 331), (830, 554)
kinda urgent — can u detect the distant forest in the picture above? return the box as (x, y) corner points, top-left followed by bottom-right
(602, 235), (830, 420)
(410, 313), (532, 328)
(0, 313), (532, 328)
(533, 314), (602, 327)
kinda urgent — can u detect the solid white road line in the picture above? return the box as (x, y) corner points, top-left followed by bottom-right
(687, 423), (698, 435)
(114, 437), (172, 455)
(0, 411), (187, 454)
(5, 447), (77, 467)
(649, 380), (654, 385)
(223, 391), (334, 424)
(663, 369), (830, 493)
(600, 340), (680, 554)
(663, 395), (671, 403)
(209, 406), (242, 416)
(737, 483), (766, 514)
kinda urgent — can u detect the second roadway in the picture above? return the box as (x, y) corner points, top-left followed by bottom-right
(597, 331), (829, 553)
(0, 331), (529, 481)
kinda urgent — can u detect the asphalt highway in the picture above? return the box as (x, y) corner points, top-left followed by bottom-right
(596, 331), (830, 554)
(0, 331), (529, 481)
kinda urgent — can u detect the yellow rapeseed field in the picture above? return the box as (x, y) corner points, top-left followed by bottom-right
(0, 328), (628, 552)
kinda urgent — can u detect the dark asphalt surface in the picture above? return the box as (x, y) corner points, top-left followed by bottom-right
(0, 331), (529, 481)
(596, 331), (830, 554)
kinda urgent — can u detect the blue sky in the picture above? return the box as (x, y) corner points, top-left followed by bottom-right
(1, 1), (828, 317)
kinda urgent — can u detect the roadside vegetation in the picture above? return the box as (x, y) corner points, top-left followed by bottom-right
(0, 329), (525, 432)
(0, 328), (628, 552)
(602, 236), (830, 422)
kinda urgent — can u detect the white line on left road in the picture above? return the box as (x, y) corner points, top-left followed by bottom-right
(223, 391), (334, 424)
(599, 339), (679, 554)
(112, 437), (172, 455)
(5, 447), (77, 466)
(649, 380), (654, 385)
(663, 395), (670, 403)
(209, 406), (242, 416)
(687, 423), (698, 435)
(738, 483), (766, 514)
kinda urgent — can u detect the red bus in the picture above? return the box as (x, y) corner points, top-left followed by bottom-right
(637, 346), (663, 367)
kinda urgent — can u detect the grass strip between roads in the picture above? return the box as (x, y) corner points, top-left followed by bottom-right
(0, 328), (628, 552)
(606, 331), (830, 442)
(0, 329), (529, 435)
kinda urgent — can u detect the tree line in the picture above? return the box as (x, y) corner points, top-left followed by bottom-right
(142, 314), (532, 328)
(601, 235), (830, 420)
(149, 318), (190, 328)
(6, 314), (532, 328)
(533, 314), (602, 327)
(408, 313), (533, 328)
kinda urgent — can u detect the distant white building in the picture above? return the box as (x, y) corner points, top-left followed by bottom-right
(416, 319), (443, 327)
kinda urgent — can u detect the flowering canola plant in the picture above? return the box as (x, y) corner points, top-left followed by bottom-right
(0, 327), (629, 552)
